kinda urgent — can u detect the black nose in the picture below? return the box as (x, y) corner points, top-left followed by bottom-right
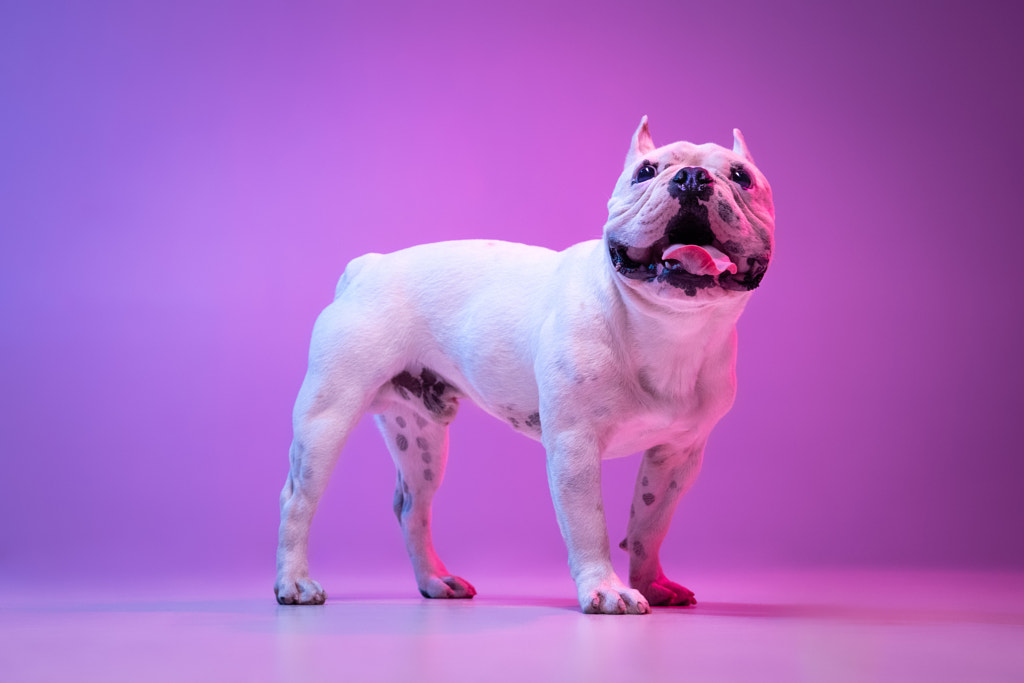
(672, 166), (713, 193)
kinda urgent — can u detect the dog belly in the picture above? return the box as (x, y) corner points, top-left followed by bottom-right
(367, 361), (545, 441)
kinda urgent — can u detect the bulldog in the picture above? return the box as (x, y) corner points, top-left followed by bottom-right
(274, 117), (775, 614)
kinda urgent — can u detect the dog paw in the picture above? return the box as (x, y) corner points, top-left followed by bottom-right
(579, 580), (651, 615)
(418, 575), (477, 599)
(274, 577), (327, 605)
(634, 575), (696, 607)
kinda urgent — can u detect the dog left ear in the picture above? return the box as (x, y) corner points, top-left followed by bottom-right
(732, 128), (754, 163)
(626, 116), (656, 166)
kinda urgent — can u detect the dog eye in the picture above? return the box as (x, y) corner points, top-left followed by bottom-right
(634, 164), (657, 184)
(730, 166), (753, 189)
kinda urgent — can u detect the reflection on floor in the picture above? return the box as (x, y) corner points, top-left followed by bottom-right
(3, 569), (1023, 682)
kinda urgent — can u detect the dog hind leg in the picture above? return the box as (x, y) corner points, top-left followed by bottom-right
(274, 365), (371, 604)
(376, 407), (476, 599)
(274, 300), (393, 605)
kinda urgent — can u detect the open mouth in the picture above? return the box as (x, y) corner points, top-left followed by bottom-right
(608, 214), (767, 296)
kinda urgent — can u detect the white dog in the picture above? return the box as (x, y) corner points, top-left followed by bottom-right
(275, 118), (775, 614)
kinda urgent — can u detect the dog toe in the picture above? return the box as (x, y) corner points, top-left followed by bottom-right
(275, 578), (326, 605)
(419, 574), (476, 599)
(581, 584), (650, 615)
(642, 577), (695, 607)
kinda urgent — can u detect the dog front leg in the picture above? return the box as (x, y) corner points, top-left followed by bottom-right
(621, 443), (704, 606)
(546, 433), (651, 615)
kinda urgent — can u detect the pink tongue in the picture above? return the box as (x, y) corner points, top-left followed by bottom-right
(661, 244), (737, 276)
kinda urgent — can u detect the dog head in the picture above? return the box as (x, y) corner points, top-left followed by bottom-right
(604, 117), (775, 303)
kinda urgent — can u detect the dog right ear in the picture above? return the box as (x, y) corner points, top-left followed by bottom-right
(625, 116), (655, 166)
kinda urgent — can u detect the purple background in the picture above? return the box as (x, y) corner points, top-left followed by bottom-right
(2, 0), (1021, 587)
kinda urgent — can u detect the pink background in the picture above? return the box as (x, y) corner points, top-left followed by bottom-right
(1, 0), (1021, 588)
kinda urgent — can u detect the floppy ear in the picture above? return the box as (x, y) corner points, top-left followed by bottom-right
(732, 128), (754, 163)
(625, 116), (656, 166)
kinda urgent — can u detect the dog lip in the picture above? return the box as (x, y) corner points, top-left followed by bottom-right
(608, 238), (738, 283)
(609, 238), (768, 294)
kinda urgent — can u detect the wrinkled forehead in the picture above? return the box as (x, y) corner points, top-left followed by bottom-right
(649, 141), (740, 169)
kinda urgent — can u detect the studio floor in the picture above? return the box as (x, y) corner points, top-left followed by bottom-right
(2, 569), (1023, 682)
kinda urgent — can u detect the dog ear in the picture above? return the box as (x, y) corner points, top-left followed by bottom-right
(732, 128), (754, 163)
(626, 116), (656, 166)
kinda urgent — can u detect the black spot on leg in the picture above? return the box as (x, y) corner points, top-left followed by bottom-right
(401, 368), (460, 420)
(398, 482), (413, 517)
(392, 475), (404, 522)
(630, 504), (636, 518)
(525, 413), (541, 429)
(642, 492), (656, 506)
(423, 468), (434, 482)
(396, 434), (408, 451)
(414, 414), (428, 429)
(669, 480), (678, 489)
(619, 538), (628, 550)
(421, 452), (431, 463)
(632, 540), (647, 559)
(416, 437), (429, 450)
(395, 416), (406, 428)
(509, 417), (520, 429)
(420, 369), (447, 414)
(392, 371), (423, 398)
(642, 476), (649, 487)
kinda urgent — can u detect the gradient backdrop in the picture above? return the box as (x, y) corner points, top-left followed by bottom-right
(1, 0), (1021, 589)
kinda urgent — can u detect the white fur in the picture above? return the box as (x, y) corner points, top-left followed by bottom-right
(275, 119), (775, 614)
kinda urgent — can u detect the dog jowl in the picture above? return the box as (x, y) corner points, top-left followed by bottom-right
(274, 117), (775, 614)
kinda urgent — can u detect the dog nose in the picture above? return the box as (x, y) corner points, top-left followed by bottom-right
(672, 167), (713, 193)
